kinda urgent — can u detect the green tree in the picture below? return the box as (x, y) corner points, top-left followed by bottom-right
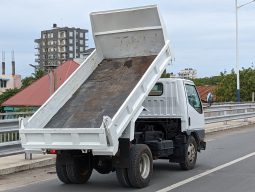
(0, 88), (20, 111)
(21, 76), (35, 88)
(192, 67), (255, 102)
(161, 70), (174, 78)
(32, 69), (44, 79)
(215, 67), (255, 102)
(215, 70), (236, 102)
(193, 75), (222, 86)
(239, 67), (255, 101)
(21, 69), (45, 89)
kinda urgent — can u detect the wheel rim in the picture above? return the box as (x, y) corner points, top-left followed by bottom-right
(187, 143), (196, 163)
(139, 153), (150, 179)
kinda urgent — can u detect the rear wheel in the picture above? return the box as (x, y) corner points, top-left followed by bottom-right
(180, 136), (197, 170)
(95, 157), (113, 174)
(127, 144), (153, 188)
(56, 155), (71, 184)
(116, 168), (131, 187)
(66, 155), (93, 184)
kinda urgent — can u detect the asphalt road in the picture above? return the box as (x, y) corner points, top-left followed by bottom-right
(5, 126), (255, 192)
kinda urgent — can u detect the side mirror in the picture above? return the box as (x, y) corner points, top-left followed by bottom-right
(206, 92), (214, 106)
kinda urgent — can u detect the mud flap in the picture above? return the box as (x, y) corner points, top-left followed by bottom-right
(113, 138), (130, 168)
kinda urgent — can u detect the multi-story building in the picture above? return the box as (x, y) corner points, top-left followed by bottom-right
(35, 24), (88, 70)
(178, 68), (197, 79)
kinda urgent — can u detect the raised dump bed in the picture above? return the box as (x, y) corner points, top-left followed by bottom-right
(20, 5), (172, 156)
(46, 56), (156, 128)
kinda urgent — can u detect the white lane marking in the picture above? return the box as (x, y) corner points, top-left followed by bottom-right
(156, 151), (255, 192)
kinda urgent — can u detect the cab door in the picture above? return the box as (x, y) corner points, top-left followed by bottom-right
(185, 83), (204, 130)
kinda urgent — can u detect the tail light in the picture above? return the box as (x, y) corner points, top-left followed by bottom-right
(48, 149), (57, 154)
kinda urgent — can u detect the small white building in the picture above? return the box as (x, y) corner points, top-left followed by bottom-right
(0, 74), (21, 94)
(178, 68), (197, 79)
(0, 52), (22, 94)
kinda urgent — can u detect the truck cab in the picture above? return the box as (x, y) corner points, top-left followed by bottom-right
(136, 78), (206, 168)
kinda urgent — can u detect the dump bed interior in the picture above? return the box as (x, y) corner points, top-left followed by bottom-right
(46, 56), (155, 128)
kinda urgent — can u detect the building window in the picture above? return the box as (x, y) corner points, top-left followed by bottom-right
(69, 31), (73, 37)
(69, 39), (73, 44)
(69, 46), (73, 51)
(59, 47), (66, 52)
(69, 53), (73, 58)
(0, 80), (7, 88)
(42, 33), (47, 39)
(61, 53), (66, 59)
(80, 47), (84, 52)
(80, 32), (84, 38)
(58, 31), (66, 38)
(48, 54), (53, 59)
(59, 40), (66, 45)
(80, 39), (84, 45)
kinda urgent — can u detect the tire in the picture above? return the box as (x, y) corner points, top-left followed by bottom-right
(127, 144), (153, 188)
(95, 157), (112, 174)
(66, 156), (93, 184)
(116, 168), (131, 187)
(180, 136), (198, 170)
(56, 155), (71, 184)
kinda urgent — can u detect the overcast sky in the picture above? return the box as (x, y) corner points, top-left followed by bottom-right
(0, 0), (254, 78)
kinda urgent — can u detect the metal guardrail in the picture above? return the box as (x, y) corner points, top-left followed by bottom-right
(0, 103), (255, 154)
(0, 112), (32, 149)
(0, 111), (33, 120)
(204, 103), (255, 124)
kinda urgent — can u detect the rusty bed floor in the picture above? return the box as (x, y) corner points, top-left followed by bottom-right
(45, 55), (156, 128)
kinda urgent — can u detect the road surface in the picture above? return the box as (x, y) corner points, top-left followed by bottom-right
(2, 125), (255, 192)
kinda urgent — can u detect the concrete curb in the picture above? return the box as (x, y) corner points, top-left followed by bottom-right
(0, 157), (55, 176)
(205, 121), (255, 134)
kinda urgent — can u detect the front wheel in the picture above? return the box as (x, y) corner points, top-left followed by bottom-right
(180, 136), (198, 170)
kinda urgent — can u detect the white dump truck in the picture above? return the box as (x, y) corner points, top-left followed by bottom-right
(20, 5), (206, 188)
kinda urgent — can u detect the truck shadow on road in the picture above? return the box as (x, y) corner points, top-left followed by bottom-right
(21, 160), (207, 192)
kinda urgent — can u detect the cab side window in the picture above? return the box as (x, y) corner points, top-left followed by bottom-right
(185, 84), (202, 114)
(149, 83), (163, 96)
